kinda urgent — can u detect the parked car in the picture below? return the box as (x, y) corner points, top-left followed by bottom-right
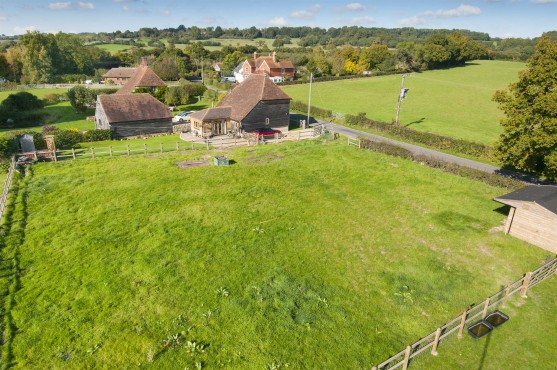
(172, 111), (195, 123)
(221, 77), (236, 83)
(253, 127), (282, 137)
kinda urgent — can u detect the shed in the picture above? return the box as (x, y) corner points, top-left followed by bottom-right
(95, 93), (172, 138)
(494, 185), (557, 253)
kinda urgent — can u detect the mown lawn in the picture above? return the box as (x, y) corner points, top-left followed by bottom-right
(1, 140), (552, 368)
(282, 60), (525, 145)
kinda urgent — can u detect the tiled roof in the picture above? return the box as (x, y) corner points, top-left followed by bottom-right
(217, 74), (291, 121)
(116, 65), (166, 95)
(494, 185), (557, 215)
(98, 93), (172, 123)
(190, 106), (232, 121)
(102, 67), (137, 78)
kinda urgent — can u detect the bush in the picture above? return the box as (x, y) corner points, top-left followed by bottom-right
(82, 129), (111, 142)
(347, 112), (493, 161)
(0, 91), (44, 113)
(53, 129), (83, 149)
(43, 93), (67, 106)
(291, 100), (333, 120)
(360, 138), (523, 190)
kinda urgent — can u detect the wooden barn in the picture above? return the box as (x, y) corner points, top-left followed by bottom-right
(494, 185), (557, 253)
(115, 64), (166, 95)
(189, 74), (291, 137)
(94, 93), (172, 138)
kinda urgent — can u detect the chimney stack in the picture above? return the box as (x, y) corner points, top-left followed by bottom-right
(272, 51), (276, 63)
(253, 51), (258, 61)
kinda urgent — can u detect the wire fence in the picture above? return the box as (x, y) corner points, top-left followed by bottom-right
(373, 256), (557, 369)
(0, 157), (17, 224)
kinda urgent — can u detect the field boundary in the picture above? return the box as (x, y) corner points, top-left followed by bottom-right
(373, 256), (557, 369)
(0, 157), (16, 225)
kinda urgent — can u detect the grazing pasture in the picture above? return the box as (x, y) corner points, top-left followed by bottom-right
(1, 140), (551, 368)
(282, 60), (525, 145)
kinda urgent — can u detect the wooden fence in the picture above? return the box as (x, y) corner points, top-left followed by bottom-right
(0, 157), (17, 224)
(348, 137), (361, 148)
(373, 256), (557, 369)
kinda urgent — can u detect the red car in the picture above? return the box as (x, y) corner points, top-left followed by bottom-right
(253, 127), (282, 137)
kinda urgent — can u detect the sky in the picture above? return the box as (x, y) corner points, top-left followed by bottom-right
(0, 0), (556, 38)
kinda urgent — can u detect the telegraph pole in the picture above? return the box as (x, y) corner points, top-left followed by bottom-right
(395, 74), (409, 126)
(307, 72), (313, 128)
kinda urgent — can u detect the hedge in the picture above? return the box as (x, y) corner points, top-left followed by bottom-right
(359, 138), (523, 190)
(291, 100), (333, 120)
(346, 112), (493, 161)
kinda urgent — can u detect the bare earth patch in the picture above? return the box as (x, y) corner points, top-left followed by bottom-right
(176, 160), (210, 168)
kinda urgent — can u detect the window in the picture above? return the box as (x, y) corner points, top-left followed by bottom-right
(281, 68), (285, 74)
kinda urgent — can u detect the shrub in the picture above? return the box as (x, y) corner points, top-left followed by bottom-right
(43, 93), (66, 106)
(360, 138), (523, 190)
(53, 129), (83, 149)
(347, 113), (493, 161)
(0, 91), (44, 113)
(82, 129), (111, 142)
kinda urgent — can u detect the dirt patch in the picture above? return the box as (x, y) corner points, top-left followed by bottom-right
(489, 225), (505, 234)
(177, 160), (211, 168)
(244, 153), (286, 165)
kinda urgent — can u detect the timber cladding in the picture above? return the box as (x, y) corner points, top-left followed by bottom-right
(495, 185), (557, 254)
(110, 119), (172, 139)
(241, 100), (290, 131)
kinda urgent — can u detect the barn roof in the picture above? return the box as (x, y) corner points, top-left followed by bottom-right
(102, 67), (137, 78)
(217, 74), (290, 121)
(190, 106), (232, 121)
(494, 185), (557, 214)
(98, 93), (172, 123)
(116, 65), (166, 95)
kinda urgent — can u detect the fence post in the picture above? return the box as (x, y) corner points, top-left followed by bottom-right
(481, 298), (490, 319)
(520, 271), (532, 298)
(206, 139), (209, 150)
(431, 328), (442, 356)
(501, 286), (511, 307)
(52, 149), (57, 162)
(402, 346), (411, 370)
(175, 142), (179, 152)
(358, 140), (361, 149)
(144, 143), (147, 155)
(109, 146), (113, 157)
(160, 142), (163, 153)
(457, 309), (468, 338)
(71, 148), (76, 160)
(126, 144), (130, 156)
(90, 147), (95, 159)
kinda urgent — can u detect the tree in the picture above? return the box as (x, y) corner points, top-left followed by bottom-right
(221, 51), (244, 74)
(493, 35), (557, 180)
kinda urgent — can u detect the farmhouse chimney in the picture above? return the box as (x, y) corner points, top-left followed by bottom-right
(272, 51), (276, 63)
(253, 51), (258, 61)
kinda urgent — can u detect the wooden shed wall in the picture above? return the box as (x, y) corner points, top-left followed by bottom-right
(507, 202), (557, 253)
(241, 100), (290, 132)
(110, 119), (172, 138)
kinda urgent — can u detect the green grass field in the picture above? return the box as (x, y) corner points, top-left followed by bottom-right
(282, 60), (525, 145)
(180, 38), (300, 51)
(1, 140), (553, 368)
(92, 43), (131, 54)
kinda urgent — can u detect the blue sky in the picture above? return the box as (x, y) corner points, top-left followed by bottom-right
(0, 0), (555, 38)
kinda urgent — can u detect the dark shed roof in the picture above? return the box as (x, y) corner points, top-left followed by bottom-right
(98, 93), (172, 123)
(494, 185), (557, 214)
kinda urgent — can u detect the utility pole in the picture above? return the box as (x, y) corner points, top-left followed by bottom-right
(201, 57), (204, 85)
(395, 74), (409, 126)
(307, 72), (313, 127)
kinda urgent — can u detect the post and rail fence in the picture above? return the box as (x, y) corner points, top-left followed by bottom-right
(0, 157), (17, 225)
(372, 256), (557, 369)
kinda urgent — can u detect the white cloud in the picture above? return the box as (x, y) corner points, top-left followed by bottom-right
(13, 25), (38, 34)
(49, 2), (71, 10)
(338, 2), (366, 12)
(351, 16), (374, 24)
(400, 16), (425, 26)
(78, 2), (95, 10)
(291, 4), (321, 18)
(160, 10), (171, 15)
(424, 4), (481, 17)
(267, 16), (288, 26)
(400, 4), (481, 26)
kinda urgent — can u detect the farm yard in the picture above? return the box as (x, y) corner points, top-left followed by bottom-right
(1, 140), (554, 368)
(282, 60), (525, 145)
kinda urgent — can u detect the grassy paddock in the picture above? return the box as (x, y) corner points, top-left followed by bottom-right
(2, 140), (551, 368)
(282, 60), (525, 145)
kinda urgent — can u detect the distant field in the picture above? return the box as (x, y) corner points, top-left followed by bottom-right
(92, 43), (131, 54)
(1, 140), (550, 368)
(282, 60), (525, 145)
(178, 38), (300, 51)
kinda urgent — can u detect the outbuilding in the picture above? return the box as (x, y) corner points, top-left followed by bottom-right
(494, 185), (557, 253)
(94, 93), (172, 138)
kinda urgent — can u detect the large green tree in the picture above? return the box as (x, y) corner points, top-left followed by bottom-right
(493, 35), (557, 180)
